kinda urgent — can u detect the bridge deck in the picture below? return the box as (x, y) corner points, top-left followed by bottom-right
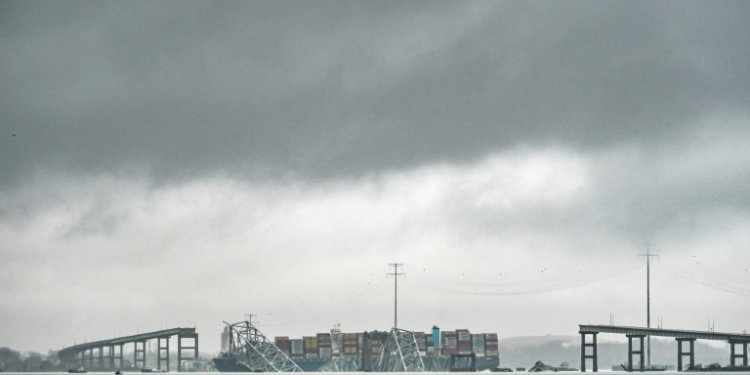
(579, 324), (750, 342)
(59, 327), (196, 356)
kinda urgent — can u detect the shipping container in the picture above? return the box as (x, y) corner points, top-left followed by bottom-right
(317, 333), (331, 346)
(485, 334), (499, 359)
(343, 332), (359, 355)
(471, 334), (485, 357)
(414, 332), (427, 352)
(426, 346), (436, 357)
(290, 339), (304, 355)
(458, 342), (472, 354)
(318, 346), (332, 359)
(456, 329), (471, 342)
(275, 337), (291, 355)
(303, 336), (318, 354)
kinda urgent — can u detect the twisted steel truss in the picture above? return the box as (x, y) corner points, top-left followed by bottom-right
(319, 324), (361, 372)
(223, 320), (303, 372)
(373, 328), (425, 372)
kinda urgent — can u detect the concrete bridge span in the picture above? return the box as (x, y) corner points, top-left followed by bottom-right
(579, 324), (750, 372)
(58, 327), (198, 371)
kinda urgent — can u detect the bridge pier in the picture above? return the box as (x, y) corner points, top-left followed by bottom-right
(626, 335), (645, 372)
(580, 331), (598, 372)
(676, 338), (695, 371)
(134, 340), (147, 369)
(98, 346), (104, 369)
(177, 332), (199, 372)
(158, 336), (170, 371)
(729, 340), (749, 368)
(88, 347), (94, 369)
(116, 343), (124, 369)
(108, 345), (114, 369)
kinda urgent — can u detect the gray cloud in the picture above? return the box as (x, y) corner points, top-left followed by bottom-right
(2, 1), (749, 186)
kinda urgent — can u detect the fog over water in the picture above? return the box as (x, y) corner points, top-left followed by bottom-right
(1, 0), (749, 356)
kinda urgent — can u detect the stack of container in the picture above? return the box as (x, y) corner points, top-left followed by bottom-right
(274, 336), (291, 355)
(471, 334), (485, 357)
(303, 336), (318, 359)
(342, 333), (359, 355)
(413, 332), (427, 356)
(290, 339), (303, 359)
(442, 331), (457, 355)
(425, 334), (435, 357)
(368, 332), (387, 360)
(317, 333), (332, 359)
(457, 329), (472, 354)
(484, 333), (499, 359)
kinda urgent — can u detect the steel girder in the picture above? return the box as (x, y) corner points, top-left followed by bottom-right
(373, 328), (425, 372)
(223, 320), (303, 372)
(319, 325), (361, 372)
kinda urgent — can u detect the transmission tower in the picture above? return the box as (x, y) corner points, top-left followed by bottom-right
(388, 263), (405, 329)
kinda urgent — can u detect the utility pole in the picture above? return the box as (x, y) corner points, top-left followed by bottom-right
(388, 263), (405, 329)
(639, 248), (658, 368)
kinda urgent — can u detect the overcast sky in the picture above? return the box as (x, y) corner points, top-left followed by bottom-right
(1, 1), (749, 355)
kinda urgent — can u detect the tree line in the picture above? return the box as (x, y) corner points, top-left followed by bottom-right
(0, 347), (58, 372)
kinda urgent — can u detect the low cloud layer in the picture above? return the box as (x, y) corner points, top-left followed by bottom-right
(2, 120), (749, 351)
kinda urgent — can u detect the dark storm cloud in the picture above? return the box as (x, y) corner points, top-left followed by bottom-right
(2, 1), (749, 186)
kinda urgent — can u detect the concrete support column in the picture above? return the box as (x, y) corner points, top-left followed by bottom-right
(158, 336), (170, 371)
(729, 340), (749, 368)
(177, 333), (199, 372)
(676, 338), (695, 371)
(579, 332), (598, 372)
(626, 335), (645, 372)
(118, 344), (124, 369)
(134, 340), (147, 369)
(108, 345), (115, 369)
(98, 346), (104, 369)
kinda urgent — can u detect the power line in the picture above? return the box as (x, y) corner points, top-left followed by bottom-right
(405, 264), (639, 296)
(417, 252), (640, 288)
(654, 262), (750, 296)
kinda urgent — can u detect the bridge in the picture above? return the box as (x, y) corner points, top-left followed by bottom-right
(58, 327), (199, 371)
(579, 324), (750, 372)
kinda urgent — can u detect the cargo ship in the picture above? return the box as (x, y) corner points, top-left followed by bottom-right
(216, 326), (500, 372)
